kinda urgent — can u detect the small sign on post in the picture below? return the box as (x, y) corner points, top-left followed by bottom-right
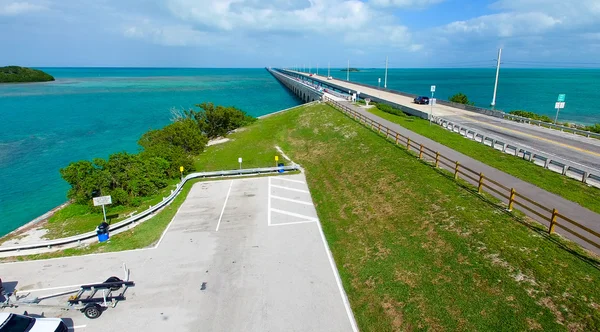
(554, 94), (566, 124)
(430, 85), (436, 92)
(238, 157), (243, 169)
(179, 166), (184, 182)
(275, 155), (279, 167)
(93, 195), (112, 224)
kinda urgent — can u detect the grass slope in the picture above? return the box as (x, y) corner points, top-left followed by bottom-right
(5, 103), (600, 330)
(368, 107), (600, 215)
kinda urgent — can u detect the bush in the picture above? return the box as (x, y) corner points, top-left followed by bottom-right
(188, 102), (256, 139)
(449, 93), (475, 106)
(509, 110), (553, 123)
(376, 103), (407, 117)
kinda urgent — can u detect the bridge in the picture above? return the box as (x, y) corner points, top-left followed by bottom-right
(273, 68), (600, 186)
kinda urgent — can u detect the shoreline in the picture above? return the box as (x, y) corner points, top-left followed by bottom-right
(0, 201), (70, 243)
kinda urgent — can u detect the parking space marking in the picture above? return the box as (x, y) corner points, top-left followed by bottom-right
(270, 208), (318, 222)
(273, 177), (306, 184)
(69, 325), (86, 330)
(270, 195), (313, 205)
(215, 180), (234, 231)
(268, 177), (272, 226)
(268, 220), (316, 227)
(270, 184), (310, 193)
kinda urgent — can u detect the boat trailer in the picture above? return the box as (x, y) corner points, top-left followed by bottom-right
(1, 264), (135, 319)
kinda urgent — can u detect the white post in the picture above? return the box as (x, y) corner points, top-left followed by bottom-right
(328, 62), (330, 77)
(347, 60), (350, 81)
(309, 62), (311, 74)
(491, 48), (502, 107)
(554, 106), (561, 124)
(317, 63), (319, 75)
(102, 204), (107, 224)
(384, 56), (388, 88)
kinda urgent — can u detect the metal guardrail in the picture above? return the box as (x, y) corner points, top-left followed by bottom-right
(323, 96), (600, 252)
(0, 166), (299, 253)
(432, 116), (600, 188)
(503, 113), (600, 139)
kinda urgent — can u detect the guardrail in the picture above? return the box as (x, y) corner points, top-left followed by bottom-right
(432, 116), (600, 188)
(0, 166), (299, 253)
(323, 96), (600, 252)
(503, 113), (600, 139)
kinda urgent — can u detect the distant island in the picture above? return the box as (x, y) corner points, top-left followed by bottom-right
(0, 66), (55, 83)
(340, 68), (360, 72)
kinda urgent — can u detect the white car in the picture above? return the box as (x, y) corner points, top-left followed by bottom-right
(0, 312), (68, 332)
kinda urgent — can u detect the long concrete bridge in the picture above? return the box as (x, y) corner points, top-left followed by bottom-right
(273, 68), (600, 183)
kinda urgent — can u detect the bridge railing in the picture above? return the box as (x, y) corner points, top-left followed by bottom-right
(323, 95), (600, 252)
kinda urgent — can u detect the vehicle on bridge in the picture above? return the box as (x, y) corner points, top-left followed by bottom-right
(413, 96), (430, 105)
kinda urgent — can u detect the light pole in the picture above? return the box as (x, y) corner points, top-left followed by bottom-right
(430, 85), (436, 125)
(491, 48), (502, 108)
(384, 56), (388, 88)
(347, 60), (350, 81)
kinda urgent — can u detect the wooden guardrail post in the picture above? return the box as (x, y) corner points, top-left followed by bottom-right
(386, 128), (390, 138)
(478, 173), (484, 194)
(508, 188), (516, 211)
(406, 138), (411, 150)
(549, 209), (558, 234)
(454, 161), (460, 179)
(419, 145), (424, 159)
(435, 152), (440, 168)
(395, 133), (400, 144)
(378, 123), (382, 134)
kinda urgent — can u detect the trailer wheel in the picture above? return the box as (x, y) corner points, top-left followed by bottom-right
(83, 304), (102, 319)
(104, 276), (122, 291)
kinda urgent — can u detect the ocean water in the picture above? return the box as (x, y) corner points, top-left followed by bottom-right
(1, 68), (599, 236)
(328, 68), (600, 125)
(0, 68), (299, 236)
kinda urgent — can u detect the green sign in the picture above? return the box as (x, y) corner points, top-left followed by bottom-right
(557, 94), (566, 102)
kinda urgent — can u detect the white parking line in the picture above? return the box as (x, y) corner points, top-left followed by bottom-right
(69, 325), (86, 330)
(270, 208), (318, 221)
(270, 184), (309, 193)
(215, 180), (234, 232)
(269, 220), (316, 227)
(273, 177), (306, 184)
(268, 177), (272, 226)
(270, 195), (313, 205)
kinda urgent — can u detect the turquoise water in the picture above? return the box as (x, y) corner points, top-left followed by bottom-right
(0, 68), (299, 236)
(1, 68), (599, 236)
(328, 68), (600, 125)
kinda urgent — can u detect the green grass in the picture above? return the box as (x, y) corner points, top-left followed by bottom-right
(5, 102), (600, 330)
(41, 179), (180, 239)
(368, 107), (600, 215)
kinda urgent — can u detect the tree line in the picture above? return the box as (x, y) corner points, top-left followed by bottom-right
(60, 103), (256, 206)
(0, 66), (55, 83)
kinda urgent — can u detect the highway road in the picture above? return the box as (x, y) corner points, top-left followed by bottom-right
(291, 71), (600, 173)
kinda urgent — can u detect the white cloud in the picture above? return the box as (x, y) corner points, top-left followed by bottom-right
(369, 0), (445, 8)
(0, 1), (46, 15)
(123, 20), (219, 47)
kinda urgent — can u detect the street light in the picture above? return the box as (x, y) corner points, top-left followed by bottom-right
(430, 85), (436, 125)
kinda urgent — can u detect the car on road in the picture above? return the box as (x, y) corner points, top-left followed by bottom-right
(0, 312), (68, 332)
(414, 96), (430, 105)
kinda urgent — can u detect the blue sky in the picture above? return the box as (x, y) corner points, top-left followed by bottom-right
(1, 0), (599, 68)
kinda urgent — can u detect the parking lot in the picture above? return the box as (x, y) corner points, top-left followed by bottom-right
(0, 174), (357, 331)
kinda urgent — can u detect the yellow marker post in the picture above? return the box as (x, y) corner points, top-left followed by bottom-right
(275, 156), (279, 167)
(179, 166), (184, 182)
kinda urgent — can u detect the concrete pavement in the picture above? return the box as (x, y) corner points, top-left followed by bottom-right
(0, 175), (357, 332)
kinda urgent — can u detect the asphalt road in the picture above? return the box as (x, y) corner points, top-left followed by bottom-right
(294, 71), (600, 173)
(0, 175), (357, 332)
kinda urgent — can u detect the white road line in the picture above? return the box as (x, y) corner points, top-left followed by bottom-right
(315, 219), (360, 332)
(270, 208), (318, 221)
(273, 177), (306, 184)
(270, 195), (313, 205)
(269, 220), (316, 227)
(268, 177), (272, 226)
(215, 180), (234, 232)
(69, 325), (86, 330)
(270, 184), (309, 193)
(154, 196), (187, 248)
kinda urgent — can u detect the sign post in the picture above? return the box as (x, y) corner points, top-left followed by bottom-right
(275, 155), (279, 167)
(238, 157), (243, 170)
(554, 94), (566, 124)
(430, 85), (436, 125)
(93, 195), (112, 224)
(378, 78), (381, 89)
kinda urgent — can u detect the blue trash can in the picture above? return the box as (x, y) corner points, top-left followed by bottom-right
(96, 222), (110, 242)
(277, 163), (285, 173)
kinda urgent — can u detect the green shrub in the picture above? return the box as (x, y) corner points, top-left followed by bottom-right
(449, 92), (475, 105)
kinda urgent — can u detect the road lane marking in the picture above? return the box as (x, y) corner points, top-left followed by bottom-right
(270, 184), (310, 193)
(268, 220), (316, 227)
(271, 195), (313, 205)
(459, 116), (600, 157)
(273, 177), (306, 184)
(215, 180), (234, 232)
(270, 208), (318, 221)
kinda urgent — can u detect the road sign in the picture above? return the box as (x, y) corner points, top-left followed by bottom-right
(179, 166), (184, 172)
(378, 78), (381, 83)
(238, 157), (242, 163)
(557, 94), (566, 102)
(275, 156), (279, 161)
(555, 102), (565, 109)
(430, 85), (436, 92)
(93, 196), (112, 206)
